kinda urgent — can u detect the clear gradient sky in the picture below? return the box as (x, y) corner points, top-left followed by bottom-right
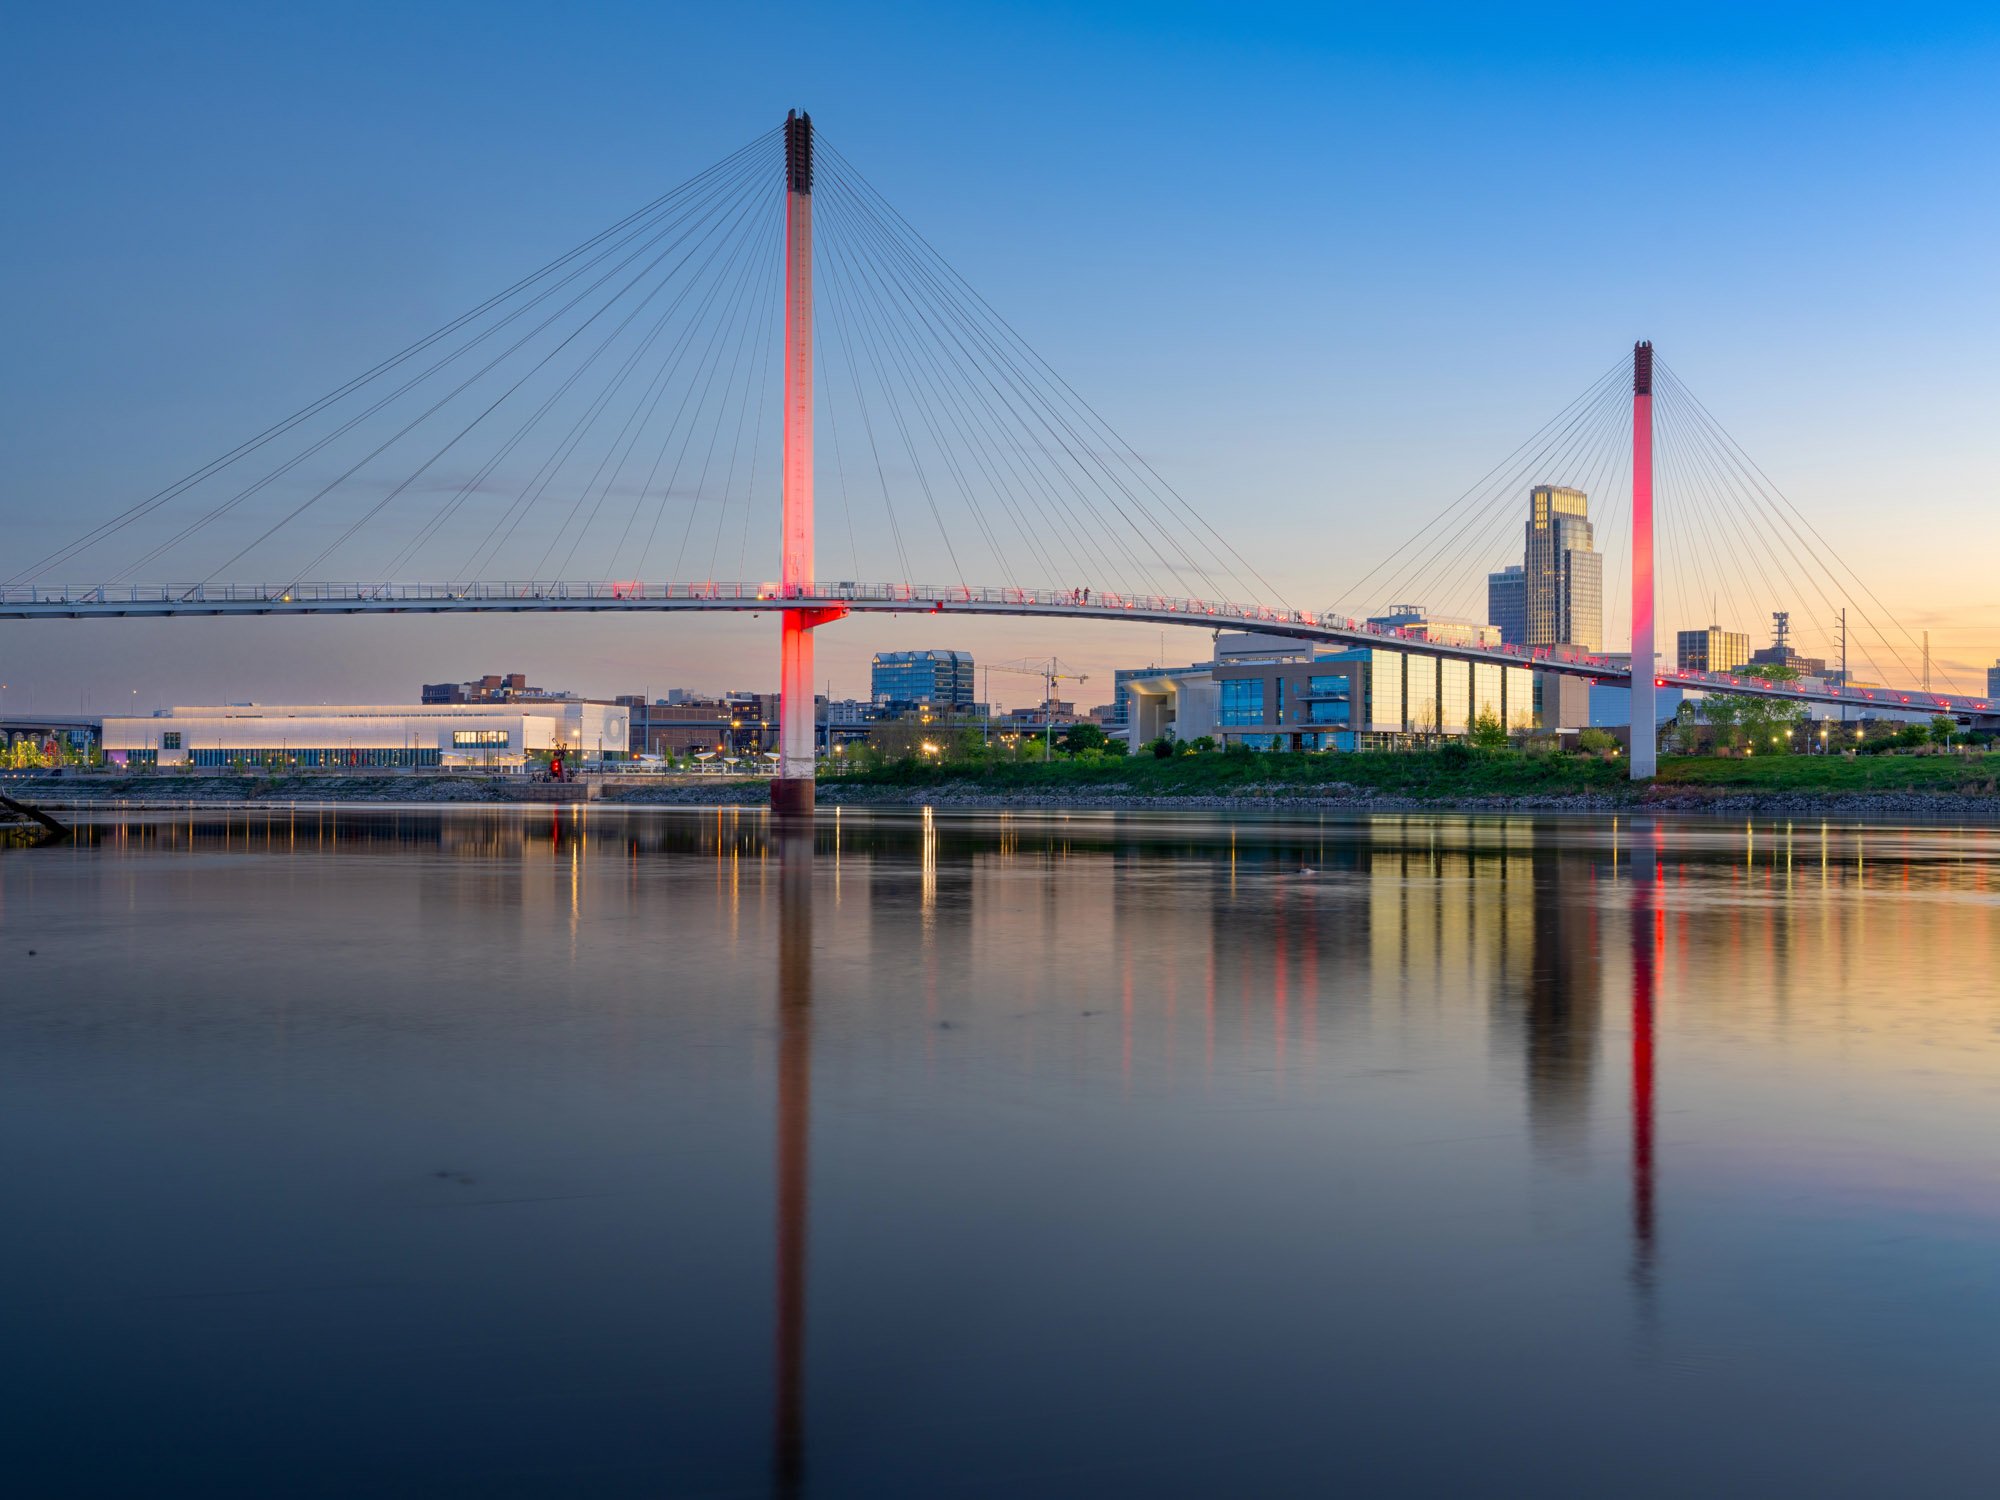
(4, 1), (1998, 712)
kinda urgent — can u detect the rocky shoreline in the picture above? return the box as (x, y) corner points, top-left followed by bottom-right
(8, 774), (1999, 823)
(809, 783), (2000, 821)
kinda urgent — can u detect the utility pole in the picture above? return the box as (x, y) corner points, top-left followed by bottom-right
(1630, 341), (1656, 779)
(1922, 630), (1931, 694)
(1044, 659), (1057, 762)
(1839, 608), (1848, 731)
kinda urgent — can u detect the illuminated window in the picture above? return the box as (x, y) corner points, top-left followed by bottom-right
(1218, 679), (1265, 726)
(452, 730), (511, 747)
(161, 731), (181, 750)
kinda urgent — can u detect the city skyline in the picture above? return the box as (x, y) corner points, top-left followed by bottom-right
(5, 3), (1999, 709)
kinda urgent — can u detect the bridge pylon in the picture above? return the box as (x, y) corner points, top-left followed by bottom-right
(774, 110), (827, 818)
(1630, 341), (1656, 780)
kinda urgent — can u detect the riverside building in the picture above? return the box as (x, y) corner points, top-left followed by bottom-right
(1116, 662), (1220, 745)
(102, 700), (629, 770)
(1116, 633), (1533, 751)
(1215, 644), (1534, 750)
(1676, 626), (1752, 673)
(617, 693), (782, 757)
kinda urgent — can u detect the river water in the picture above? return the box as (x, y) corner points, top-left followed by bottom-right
(2, 807), (1996, 1496)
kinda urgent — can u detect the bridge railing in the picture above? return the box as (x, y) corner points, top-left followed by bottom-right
(4, 580), (1987, 713)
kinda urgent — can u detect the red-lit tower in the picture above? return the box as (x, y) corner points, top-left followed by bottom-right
(1630, 341), (1656, 779)
(773, 110), (828, 816)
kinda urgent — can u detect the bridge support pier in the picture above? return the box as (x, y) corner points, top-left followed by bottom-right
(775, 605), (845, 816)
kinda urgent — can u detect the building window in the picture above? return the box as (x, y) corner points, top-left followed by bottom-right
(451, 730), (510, 748)
(1218, 679), (1265, 726)
(161, 731), (181, 750)
(189, 747), (443, 769)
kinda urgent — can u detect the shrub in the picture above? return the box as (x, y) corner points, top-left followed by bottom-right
(1059, 723), (1109, 754)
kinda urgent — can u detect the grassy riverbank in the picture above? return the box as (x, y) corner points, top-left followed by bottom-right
(830, 749), (2000, 804)
(7, 751), (1997, 816)
(1651, 754), (2000, 793)
(838, 748), (1622, 798)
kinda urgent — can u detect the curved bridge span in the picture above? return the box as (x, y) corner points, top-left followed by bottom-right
(5, 580), (1992, 722)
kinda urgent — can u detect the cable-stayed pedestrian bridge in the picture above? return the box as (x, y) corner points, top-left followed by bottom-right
(9, 110), (1993, 803)
(8, 578), (1989, 722)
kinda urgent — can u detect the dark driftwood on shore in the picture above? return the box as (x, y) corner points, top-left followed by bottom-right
(0, 790), (67, 836)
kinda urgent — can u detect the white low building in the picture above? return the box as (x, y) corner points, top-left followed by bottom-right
(102, 700), (629, 770)
(1120, 668), (1220, 747)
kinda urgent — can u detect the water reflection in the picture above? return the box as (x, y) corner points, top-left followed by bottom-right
(1515, 850), (1602, 1150)
(774, 823), (813, 1497)
(5, 807), (1998, 1495)
(1630, 828), (1662, 1299)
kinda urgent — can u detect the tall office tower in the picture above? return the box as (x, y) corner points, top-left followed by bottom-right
(1523, 485), (1602, 651)
(1676, 626), (1752, 673)
(1486, 565), (1527, 646)
(1989, 660), (2000, 699)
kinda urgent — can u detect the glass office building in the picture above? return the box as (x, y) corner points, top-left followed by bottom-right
(1523, 485), (1602, 652)
(871, 650), (974, 709)
(1211, 646), (1531, 749)
(1486, 565), (1527, 646)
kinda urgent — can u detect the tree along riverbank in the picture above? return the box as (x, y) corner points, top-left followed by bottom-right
(9, 750), (1999, 821)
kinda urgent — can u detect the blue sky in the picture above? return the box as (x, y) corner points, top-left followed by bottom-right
(4, 1), (1998, 709)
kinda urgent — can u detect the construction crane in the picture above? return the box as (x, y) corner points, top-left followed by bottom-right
(983, 657), (1090, 759)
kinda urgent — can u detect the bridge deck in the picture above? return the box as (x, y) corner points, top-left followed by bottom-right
(3, 580), (1990, 719)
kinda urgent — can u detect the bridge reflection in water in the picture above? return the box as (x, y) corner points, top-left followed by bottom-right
(773, 822), (813, 1497)
(22, 805), (2000, 1492)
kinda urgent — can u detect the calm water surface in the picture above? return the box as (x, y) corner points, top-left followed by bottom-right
(3, 807), (1997, 1496)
